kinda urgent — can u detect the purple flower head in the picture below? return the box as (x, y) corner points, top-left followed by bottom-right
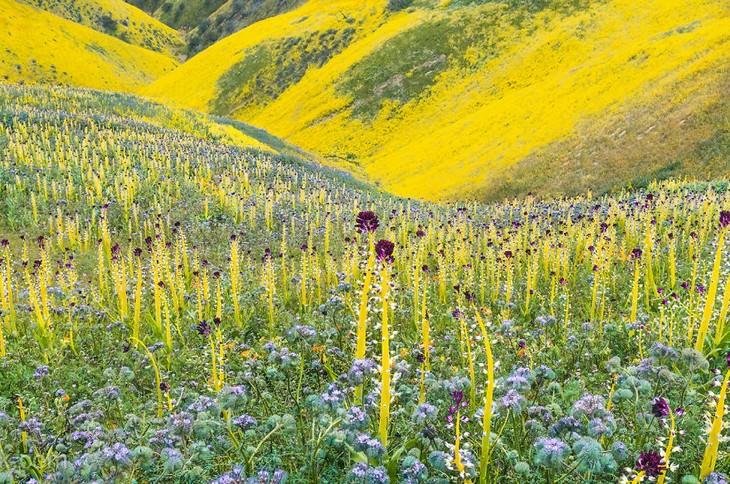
(355, 211), (380, 234)
(447, 390), (468, 423)
(651, 397), (670, 418)
(34, 365), (49, 381)
(451, 390), (464, 407)
(635, 451), (665, 477)
(720, 211), (730, 228)
(197, 320), (212, 336)
(375, 239), (395, 264)
(232, 414), (257, 430)
(705, 472), (729, 484)
(631, 248), (643, 261)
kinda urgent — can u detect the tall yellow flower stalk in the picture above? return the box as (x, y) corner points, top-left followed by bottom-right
(475, 309), (495, 482)
(262, 249), (276, 334)
(700, 357), (730, 479)
(696, 212), (728, 352)
(111, 245), (129, 320)
(713, 271), (730, 346)
(300, 243), (308, 309)
(354, 211), (379, 403)
(656, 405), (675, 484)
(131, 337), (166, 418)
(132, 248), (143, 345)
(3, 241), (15, 332)
(375, 239), (395, 448)
(419, 283), (430, 404)
(0, 302), (5, 357)
(230, 236), (241, 324)
(629, 248), (642, 323)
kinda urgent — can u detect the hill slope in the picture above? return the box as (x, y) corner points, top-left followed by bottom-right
(125, 0), (304, 55)
(19, 0), (184, 55)
(0, 0), (178, 91)
(147, 0), (730, 201)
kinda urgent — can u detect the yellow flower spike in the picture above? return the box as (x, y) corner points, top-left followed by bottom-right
(713, 271), (730, 346)
(630, 258), (641, 324)
(130, 338), (166, 419)
(17, 396), (27, 453)
(378, 263), (391, 448)
(230, 237), (241, 325)
(474, 308), (495, 482)
(700, 366), (730, 479)
(657, 410), (675, 484)
(695, 229), (725, 353)
(355, 235), (375, 404)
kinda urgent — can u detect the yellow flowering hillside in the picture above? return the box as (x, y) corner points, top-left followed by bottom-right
(19, 0), (184, 54)
(0, 0), (178, 91)
(147, 0), (730, 201)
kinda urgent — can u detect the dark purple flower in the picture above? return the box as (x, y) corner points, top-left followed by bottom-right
(355, 211), (380, 234)
(197, 320), (211, 336)
(651, 397), (670, 418)
(635, 451), (665, 477)
(451, 390), (464, 407)
(160, 382), (170, 393)
(631, 248), (643, 261)
(720, 211), (730, 228)
(375, 239), (395, 264)
(447, 390), (467, 423)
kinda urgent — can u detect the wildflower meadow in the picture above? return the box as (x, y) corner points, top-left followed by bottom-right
(1, 84), (730, 483)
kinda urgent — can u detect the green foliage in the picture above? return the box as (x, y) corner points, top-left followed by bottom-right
(212, 28), (357, 116)
(339, 13), (500, 119)
(187, 0), (305, 55)
(387, 0), (414, 10)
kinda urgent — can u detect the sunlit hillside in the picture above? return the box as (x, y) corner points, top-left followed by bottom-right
(147, 0), (730, 201)
(0, 0), (178, 91)
(19, 0), (184, 55)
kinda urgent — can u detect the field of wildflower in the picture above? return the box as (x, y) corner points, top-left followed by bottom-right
(1, 83), (730, 483)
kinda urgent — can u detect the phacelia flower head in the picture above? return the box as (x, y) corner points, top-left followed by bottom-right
(375, 239), (395, 264)
(355, 211), (380, 234)
(635, 451), (665, 477)
(533, 437), (570, 469)
(705, 472), (729, 484)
